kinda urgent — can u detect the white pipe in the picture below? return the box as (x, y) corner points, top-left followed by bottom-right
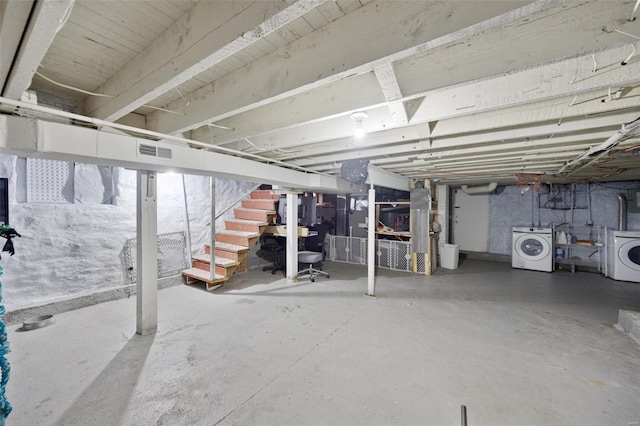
(0, 96), (333, 178)
(460, 182), (497, 194)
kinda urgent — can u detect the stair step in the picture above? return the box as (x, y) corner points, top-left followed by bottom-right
(241, 199), (278, 210)
(205, 242), (251, 261)
(234, 208), (275, 222)
(216, 230), (259, 247)
(192, 254), (240, 277)
(181, 267), (225, 284)
(250, 190), (280, 200)
(225, 218), (268, 233)
(192, 254), (239, 266)
(206, 242), (250, 253)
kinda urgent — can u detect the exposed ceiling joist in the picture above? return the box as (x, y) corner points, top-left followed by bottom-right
(195, 43), (640, 152)
(147, 0), (557, 134)
(2, 0), (75, 99)
(83, 0), (326, 121)
(374, 63), (408, 125)
(411, 43), (640, 126)
(0, 0), (34, 91)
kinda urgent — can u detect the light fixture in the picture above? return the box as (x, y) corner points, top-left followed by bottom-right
(351, 111), (368, 140)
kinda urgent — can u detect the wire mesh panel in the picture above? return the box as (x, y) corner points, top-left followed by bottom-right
(328, 235), (431, 274)
(123, 231), (188, 283)
(416, 252), (427, 274)
(376, 239), (413, 272)
(329, 235), (367, 265)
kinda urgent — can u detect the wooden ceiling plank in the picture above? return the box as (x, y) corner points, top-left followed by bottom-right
(300, 8), (330, 30)
(146, 0), (190, 21)
(84, 0), (327, 122)
(316, 0), (345, 22)
(70, 3), (151, 51)
(334, 0), (361, 15)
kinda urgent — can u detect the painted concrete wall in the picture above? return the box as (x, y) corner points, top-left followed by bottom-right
(488, 182), (640, 255)
(0, 154), (255, 311)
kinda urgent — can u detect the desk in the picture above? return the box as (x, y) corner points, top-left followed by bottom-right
(263, 225), (310, 237)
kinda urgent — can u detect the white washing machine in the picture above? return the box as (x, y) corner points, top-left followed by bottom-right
(607, 230), (640, 283)
(512, 227), (554, 272)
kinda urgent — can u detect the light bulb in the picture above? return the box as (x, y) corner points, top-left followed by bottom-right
(351, 111), (368, 141)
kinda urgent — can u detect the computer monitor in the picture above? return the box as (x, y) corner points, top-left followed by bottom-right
(277, 195), (317, 226)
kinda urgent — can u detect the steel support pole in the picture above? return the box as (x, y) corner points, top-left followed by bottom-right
(136, 170), (158, 336)
(367, 185), (376, 296)
(210, 177), (216, 281)
(286, 193), (298, 280)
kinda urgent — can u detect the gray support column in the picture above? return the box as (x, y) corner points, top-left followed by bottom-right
(286, 193), (298, 280)
(367, 185), (376, 296)
(209, 177), (216, 281)
(136, 170), (158, 336)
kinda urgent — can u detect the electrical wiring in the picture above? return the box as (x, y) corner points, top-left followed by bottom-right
(35, 71), (114, 98)
(36, 71), (186, 115)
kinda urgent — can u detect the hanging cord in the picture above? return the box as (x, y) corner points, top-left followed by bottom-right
(0, 225), (19, 423)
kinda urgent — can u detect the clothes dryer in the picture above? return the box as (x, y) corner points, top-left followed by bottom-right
(512, 227), (554, 272)
(607, 230), (640, 283)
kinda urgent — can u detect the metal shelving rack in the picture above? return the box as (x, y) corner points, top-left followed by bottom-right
(554, 225), (605, 272)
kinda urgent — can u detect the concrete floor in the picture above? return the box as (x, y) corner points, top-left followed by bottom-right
(6, 259), (640, 426)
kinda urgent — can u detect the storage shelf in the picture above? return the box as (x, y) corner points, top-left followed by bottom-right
(554, 226), (605, 273)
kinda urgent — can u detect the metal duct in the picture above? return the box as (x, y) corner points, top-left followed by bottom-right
(617, 194), (628, 231)
(461, 182), (497, 194)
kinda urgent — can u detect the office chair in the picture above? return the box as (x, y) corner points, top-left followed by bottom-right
(260, 234), (285, 274)
(298, 224), (330, 282)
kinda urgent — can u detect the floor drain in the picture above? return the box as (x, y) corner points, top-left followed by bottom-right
(21, 314), (55, 331)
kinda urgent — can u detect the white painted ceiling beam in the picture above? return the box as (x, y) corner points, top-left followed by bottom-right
(83, 0), (327, 121)
(430, 110), (639, 150)
(147, 0), (556, 134)
(218, 105), (429, 155)
(411, 43), (640, 128)
(191, 0), (638, 150)
(190, 72), (386, 146)
(284, 139), (430, 166)
(195, 43), (640, 152)
(374, 63), (408, 125)
(285, 111), (633, 168)
(302, 132), (617, 173)
(0, 0), (34, 91)
(405, 161), (564, 174)
(429, 88), (640, 139)
(366, 165), (411, 192)
(2, 0), (75, 99)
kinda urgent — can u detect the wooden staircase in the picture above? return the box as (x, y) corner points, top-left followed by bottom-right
(181, 190), (279, 291)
